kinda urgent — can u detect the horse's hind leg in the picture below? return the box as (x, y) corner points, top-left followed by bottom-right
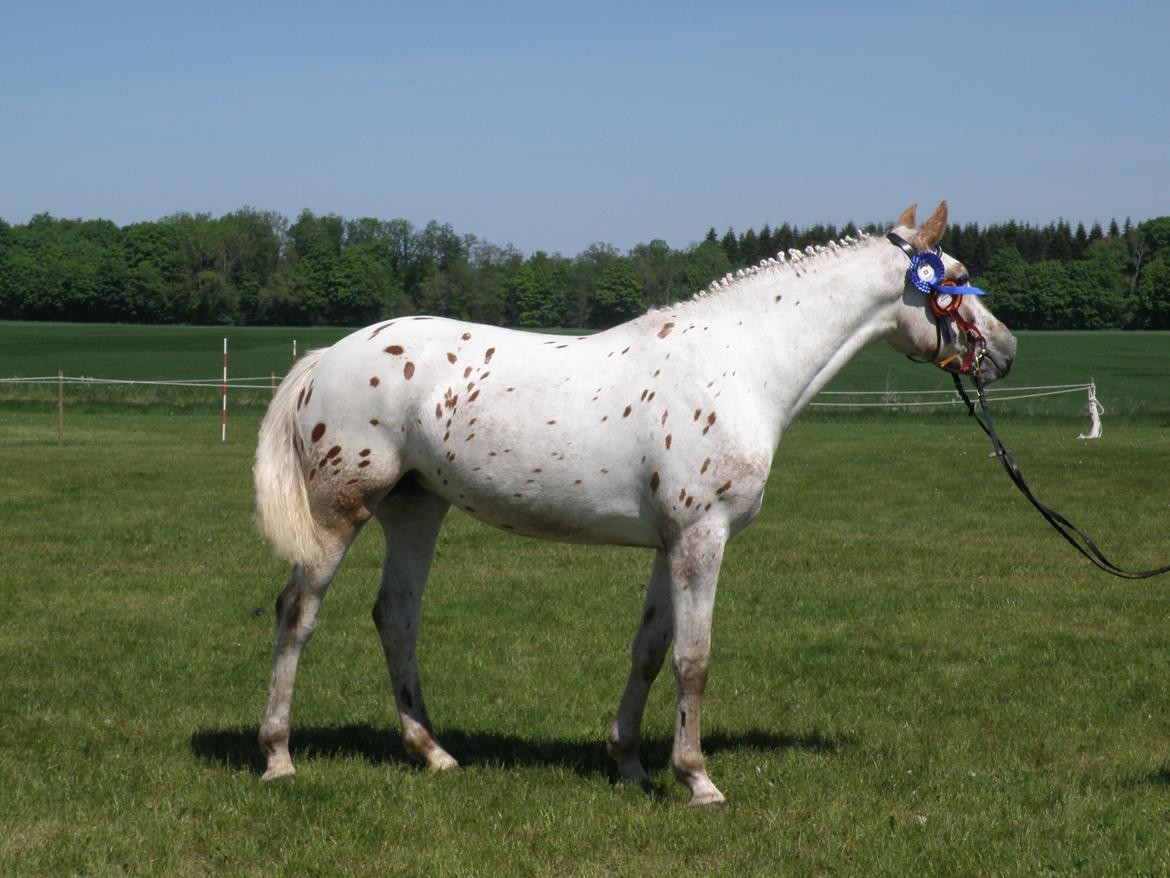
(607, 549), (672, 784)
(371, 481), (458, 771)
(259, 536), (354, 780)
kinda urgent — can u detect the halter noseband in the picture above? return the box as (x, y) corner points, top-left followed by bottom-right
(887, 231), (988, 375)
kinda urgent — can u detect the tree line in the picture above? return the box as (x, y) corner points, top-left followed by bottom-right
(1, 208), (1168, 330)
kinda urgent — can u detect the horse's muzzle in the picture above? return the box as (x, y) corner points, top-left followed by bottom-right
(979, 331), (1017, 384)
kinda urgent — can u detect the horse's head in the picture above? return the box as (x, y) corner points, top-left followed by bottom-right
(886, 201), (1016, 383)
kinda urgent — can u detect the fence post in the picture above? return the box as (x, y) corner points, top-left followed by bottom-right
(58, 370), (64, 447)
(221, 338), (228, 442)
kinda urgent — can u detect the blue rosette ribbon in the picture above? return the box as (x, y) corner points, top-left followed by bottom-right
(907, 251), (986, 296)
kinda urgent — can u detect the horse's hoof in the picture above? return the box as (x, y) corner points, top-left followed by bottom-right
(261, 764), (296, 782)
(427, 753), (461, 772)
(689, 791), (728, 813)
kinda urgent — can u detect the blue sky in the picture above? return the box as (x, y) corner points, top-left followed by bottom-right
(2, 1), (1167, 255)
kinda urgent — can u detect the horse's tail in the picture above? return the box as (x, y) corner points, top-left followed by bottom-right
(253, 349), (329, 566)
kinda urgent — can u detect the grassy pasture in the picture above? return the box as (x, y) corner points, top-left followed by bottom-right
(1, 322), (1169, 875)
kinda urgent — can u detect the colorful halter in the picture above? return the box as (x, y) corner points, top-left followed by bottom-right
(887, 231), (988, 374)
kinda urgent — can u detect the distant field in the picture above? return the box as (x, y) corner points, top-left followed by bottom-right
(1, 321), (1169, 875)
(2, 321), (1168, 419)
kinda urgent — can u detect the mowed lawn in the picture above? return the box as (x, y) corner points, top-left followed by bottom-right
(1, 323), (1169, 875)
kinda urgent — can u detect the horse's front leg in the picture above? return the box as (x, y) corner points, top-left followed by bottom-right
(607, 549), (673, 784)
(668, 522), (728, 810)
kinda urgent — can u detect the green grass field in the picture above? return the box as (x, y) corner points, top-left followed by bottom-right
(1, 322), (1169, 875)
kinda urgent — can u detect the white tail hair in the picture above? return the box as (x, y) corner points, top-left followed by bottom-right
(254, 349), (328, 565)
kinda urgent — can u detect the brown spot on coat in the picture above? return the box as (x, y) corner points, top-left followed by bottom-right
(650, 471), (660, 493)
(435, 403), (443, 419)
(716, 480), (732, 495)
(311, 423), (326, 443)
(461, 332), (472, 340)
(484, 347), (495, 364)
(703, 411), (717, 435)
(622, 405), (632, 418)
(665, 434), (672, 449)
(296, 388), (305, 410)
(369, 418), (380, 426)
(657, 322), (675, 338)
(368, 321), (396, 339)
(447, 352), (457, 363)
(693, 409), (701, 421)
(403, 361), (415, 379)
(700, 457), (711, 474)
(369, 376), (380, 386)
(359, 449), (370, 457)
(358, 460), (371, 468)
(384, 345), (404, 355)
(325, 445), (341, 459)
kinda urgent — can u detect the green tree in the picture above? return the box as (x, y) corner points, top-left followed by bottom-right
(590, 257), (644, 327)
(1134, 254), (1170, 328)
(632, 239), (688, 308)
(683, 239), (731, 293)
(506, 252), (563, 327)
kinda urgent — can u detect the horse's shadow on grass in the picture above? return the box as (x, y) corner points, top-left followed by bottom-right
(190, 724), (854, 781)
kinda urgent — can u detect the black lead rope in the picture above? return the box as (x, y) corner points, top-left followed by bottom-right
(952, 373), (1170, 579)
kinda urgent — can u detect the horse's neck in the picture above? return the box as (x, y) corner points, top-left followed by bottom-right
(690, 242), (901, 445)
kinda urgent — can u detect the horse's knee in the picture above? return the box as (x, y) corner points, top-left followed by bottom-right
(673, 654), (709, 694)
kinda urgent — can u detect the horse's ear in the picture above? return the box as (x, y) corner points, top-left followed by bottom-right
(895, 204), (917, 229)
(915, 200), (948, 249)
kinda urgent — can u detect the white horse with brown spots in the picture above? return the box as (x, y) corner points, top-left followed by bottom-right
(254, 202), (1016, 808)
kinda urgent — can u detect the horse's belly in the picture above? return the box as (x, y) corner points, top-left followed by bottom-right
(420, 468), (661, 547)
